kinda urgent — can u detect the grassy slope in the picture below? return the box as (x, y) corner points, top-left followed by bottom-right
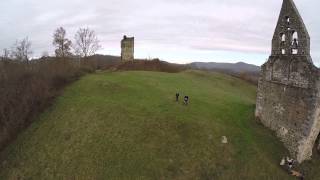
(0, 70), (315, 179)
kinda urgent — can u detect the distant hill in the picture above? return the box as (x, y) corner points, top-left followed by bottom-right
(87, 55), (186, 72)
(188, 62), (260, 74)
(87, 54), (121, 69)
(115, 59), (186, 73)
(188, 61), (261, 84)
(48, 55), (260, 75)
(84, 55), (260, 84)
(40, 54), (261, 84)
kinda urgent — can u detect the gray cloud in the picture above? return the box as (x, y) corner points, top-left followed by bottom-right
(0, 0), (319, 65)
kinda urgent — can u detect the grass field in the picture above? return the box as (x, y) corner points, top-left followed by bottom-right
(0, 70), (319, 179)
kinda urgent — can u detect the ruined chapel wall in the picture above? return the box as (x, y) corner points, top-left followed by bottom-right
(257, 79), (313, 156)
(256, 55), (320, 162)
(256, 0), (320, 163)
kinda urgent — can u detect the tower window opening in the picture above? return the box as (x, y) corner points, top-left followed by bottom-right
(292, 31), (298, 42)
(292, 49), (298, 54)
(291, 32), (299, 54)
(281, 33), (286, 42)
(282, 49), (286, 55)
(285, 16), (290, 23)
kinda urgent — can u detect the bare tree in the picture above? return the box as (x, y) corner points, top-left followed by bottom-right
(11, 37), (33, 62)
(1, 48), (10, 61)
(53, 27), (72, 58)
(74, 27), (101, 58)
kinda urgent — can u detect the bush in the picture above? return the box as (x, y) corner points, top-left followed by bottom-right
(0, 56), (185, 151)
(0, 58), (93, 151)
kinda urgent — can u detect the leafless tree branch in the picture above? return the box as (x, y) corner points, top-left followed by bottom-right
(74, 27), (101, 58)
(11, 37), (33, 62)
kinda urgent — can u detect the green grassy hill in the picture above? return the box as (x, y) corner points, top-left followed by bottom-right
(0, 70), (318, 179)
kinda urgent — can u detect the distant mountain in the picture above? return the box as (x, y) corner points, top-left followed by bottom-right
(189, 62), (260, 74)
(81, 55), (261, 75)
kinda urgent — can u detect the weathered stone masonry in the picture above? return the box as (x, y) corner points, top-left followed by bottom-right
(121, 35), (134, 62)
(255, 0), (320, 163)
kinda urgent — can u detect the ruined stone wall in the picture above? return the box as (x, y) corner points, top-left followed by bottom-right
(256, 55), (320, 163)
(256, 0), (320, 163)
(121, 36), (134, 62)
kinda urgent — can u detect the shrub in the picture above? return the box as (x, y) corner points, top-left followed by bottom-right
(0, 58), (93, 151)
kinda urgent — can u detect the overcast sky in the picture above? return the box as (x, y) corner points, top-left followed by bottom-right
(0, 0), (319, 66)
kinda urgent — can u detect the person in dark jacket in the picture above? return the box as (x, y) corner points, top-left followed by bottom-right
(176, 93), (180, 102)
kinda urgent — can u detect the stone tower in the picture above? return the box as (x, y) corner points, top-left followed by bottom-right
(121, 35), (134, 62)
(255, 0), (320, 163)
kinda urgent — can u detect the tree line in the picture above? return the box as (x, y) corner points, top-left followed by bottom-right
(0, 27), (101, 61)
(0, 27), (103, 152)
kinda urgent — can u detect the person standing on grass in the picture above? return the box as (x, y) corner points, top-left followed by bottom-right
(286, 157), (294, 169)
(176, 92), (180, 102)
(184, 96), (189, 105)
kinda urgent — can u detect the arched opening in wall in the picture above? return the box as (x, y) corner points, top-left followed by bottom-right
(285, 16), (290, 23)
(281, 33), (286, 42)
(292, 31), (298, 44)
(292, 49), (298, 54)
(292, 31), (299, 54)
(280, 33), (286, 48)
(292, 31), (298, 40)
